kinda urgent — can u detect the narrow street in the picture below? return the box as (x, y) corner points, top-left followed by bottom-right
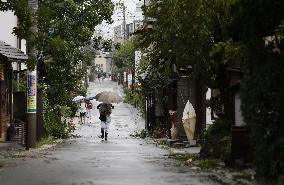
(0, 80), (221, 185)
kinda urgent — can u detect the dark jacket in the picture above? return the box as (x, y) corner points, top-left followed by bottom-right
(97, 103), (114, 121)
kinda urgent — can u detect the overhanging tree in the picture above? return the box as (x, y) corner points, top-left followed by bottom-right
(0, 0), (114, 138)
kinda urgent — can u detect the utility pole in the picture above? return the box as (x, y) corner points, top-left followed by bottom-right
(123, 2), (126, 41)
(27, 0), (38, 149)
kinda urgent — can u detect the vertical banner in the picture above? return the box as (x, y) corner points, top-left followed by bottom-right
(135, 51), (141, 68)
(128, 73), (132, 89)
(27, 70), (37, 113)
(124, 72), (127, 83)
(134, 51), (141, 89)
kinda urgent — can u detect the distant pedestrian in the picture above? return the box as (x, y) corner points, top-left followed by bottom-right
(97, 102), (114, 141)
(79, 100), (87, 124)
(97, 73), (101, 82)
(85, 99), (93, 122)
(101, 74), (105, 82)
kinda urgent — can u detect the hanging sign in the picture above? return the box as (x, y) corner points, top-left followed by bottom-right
(124, 72), (127, 83)
(128, 73), (132, 89)
(135, 51), (141, 68)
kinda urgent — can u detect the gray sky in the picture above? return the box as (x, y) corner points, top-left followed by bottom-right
(95, 0), (142, 39)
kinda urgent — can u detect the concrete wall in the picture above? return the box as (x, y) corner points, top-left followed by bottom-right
(94, 57), (107, 72)
(0, 11), (27, 71)
(94, 56), (112, 75)
(0, 11), (18, 48)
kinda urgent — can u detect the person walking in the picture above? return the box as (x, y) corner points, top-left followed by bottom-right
(97, 73), (101, 82)
(79, 100), (87, 124)
(85, 99), (93, 123)
(97, 102), (114, 141)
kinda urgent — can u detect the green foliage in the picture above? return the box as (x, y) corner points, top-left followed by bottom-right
(13, 78), (27, 92)
(0, 0), (32, 38)
(139, 0), (239, 122)
(140, 1), (284, 179)
(43, 105), (75, 139)
(35, 0), (113, 109)
(130, 129), (149, 139)
(168, 153), (193, 162)
(278, 175), (284, 185)
(123, 87), (135, 104)
(276, 21), (284, 51)
(2, 0), (114, 141)
(123, 85), (147, 117)
(36, 137), (59, 148)
(200, 118), (232, 164)
(230, 0), (284, 40)
(1, 0), (114, 109)
(26, 56), (37, 71)
(143, 0), (214, 73)
(241, 43), (284, 178)
(207, 41), (241, 88)
(196, 159), (219, 170)
(91, 37), (113, 53)
(226, 0), (284, 179)
(113, 37), (138, 70)
(123, 86), (132, 103)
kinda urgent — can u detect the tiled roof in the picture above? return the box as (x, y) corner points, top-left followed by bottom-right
(0, 40), (28, 61)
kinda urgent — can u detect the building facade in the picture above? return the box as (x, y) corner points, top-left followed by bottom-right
(93, 53), (112, 76)
(0, 11), (27, 142)
(113, 25), (123, 44)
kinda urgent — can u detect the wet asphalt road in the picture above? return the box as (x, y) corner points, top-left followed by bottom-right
(0, 80), (216, 185)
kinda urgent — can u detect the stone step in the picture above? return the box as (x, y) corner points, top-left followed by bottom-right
(172, 142), (185, 148)
(166, 139), (181, 146)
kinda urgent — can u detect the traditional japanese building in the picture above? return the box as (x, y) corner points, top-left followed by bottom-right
(0, 40), (27, 142)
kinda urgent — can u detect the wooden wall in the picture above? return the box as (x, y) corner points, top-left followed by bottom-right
(0, 60), (12, 142)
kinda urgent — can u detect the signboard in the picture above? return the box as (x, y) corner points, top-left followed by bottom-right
(128, 73), (132, 89)
(124, 72), (127, 83)
(135, 51), (141, 68)
(134, 51), (141, 88)
(27, 71), (37, 113)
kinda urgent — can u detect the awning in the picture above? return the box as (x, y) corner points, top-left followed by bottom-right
(0, 40), (28, 61)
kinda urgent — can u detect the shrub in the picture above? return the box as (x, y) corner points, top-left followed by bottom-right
(278, 175), (284, 185)
(123, 87), (135, 104)
(130, 129), (149, 139)
(241, 45), (284, 178)
(200, 118), (232, 164)
(44, 106), (74, 139)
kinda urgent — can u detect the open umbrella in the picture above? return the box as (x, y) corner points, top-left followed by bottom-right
(72, 95), (85, 102)
(85, 96), (95, 101)
(94, 91), (122, 103)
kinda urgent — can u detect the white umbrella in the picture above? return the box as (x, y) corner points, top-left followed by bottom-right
(182, 100), (196, 142)
(72, 95), (85, 102)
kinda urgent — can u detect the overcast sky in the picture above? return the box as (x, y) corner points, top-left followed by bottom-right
(95, 0), (142, 39)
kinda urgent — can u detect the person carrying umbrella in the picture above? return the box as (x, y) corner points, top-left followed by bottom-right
(97, 102), (114, 141)
(79, 100), (87, 124)
(84, 99), (93, 122)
